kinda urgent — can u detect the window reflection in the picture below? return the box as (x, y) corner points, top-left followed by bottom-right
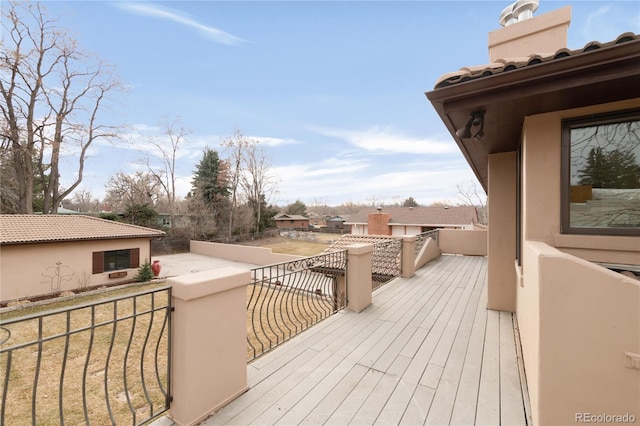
(568, 115), (640, 231)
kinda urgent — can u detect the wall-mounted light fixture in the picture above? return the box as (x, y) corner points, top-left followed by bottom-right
(456, 110), (485, 141)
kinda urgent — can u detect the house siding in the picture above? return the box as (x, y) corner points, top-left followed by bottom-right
(0, 238), (153, 302)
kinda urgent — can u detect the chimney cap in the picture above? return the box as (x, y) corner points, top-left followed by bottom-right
(500, 0), (539, 27)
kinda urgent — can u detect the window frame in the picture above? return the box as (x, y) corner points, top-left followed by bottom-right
(560, 108), (640, 236)
(92, 248), (140, 274)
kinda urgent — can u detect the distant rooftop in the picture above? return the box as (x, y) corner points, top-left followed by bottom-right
(344, 206), (478, 227)
(0, 214), (165, 245)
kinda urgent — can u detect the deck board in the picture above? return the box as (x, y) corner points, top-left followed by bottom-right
(200, 255), (529, 426)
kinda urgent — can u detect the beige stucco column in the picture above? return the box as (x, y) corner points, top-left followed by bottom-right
(401, 236), (417, 278)
(487, 151), (517, 312)
(168, 267), (250, 426)
(344, 243), (373, 313)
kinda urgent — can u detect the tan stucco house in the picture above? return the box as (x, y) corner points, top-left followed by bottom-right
(0, 215), (165, 303)
(345, 206), (479, 236)
(426, 5), (639, 425)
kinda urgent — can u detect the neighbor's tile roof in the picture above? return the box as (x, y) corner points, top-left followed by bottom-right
(344, 206), (478, 226)
(434, 32), (639, 89)
(323, 234), (397, 252)
(0, 214), (165, 245)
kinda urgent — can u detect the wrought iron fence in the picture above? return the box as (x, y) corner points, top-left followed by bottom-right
(0, 286), (172, 426)
(371, 238), (403, 291)
(415, 229), (440, 256)
(247, 250), (348, 361)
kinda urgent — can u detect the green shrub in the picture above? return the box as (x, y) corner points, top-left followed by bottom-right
(135, 259), (154, 282)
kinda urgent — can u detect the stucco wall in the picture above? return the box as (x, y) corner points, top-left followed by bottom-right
(521, 98), (640, 264)
(190, 240), (300, 265)
(487, 151), (517, 312)
(415, 237), (441, 269)
(0, 238), (152, 302)
(350, 224), (367, 235)
(517, 99), (640, 425)
(438, 229), (487, 256)
(391, 225), (422, 236)
(519, 241), (640, 426)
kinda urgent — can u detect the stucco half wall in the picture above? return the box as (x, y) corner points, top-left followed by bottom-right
(190, 240), (300, 265)
(438, 229), (487, 256)
(518, 241), (640, 426)
(0, 238), (153, 302)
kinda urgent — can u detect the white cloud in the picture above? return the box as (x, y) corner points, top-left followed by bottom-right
(250, 136), (299, 147)
(272, 154), (479, 207)
(583, 6), (612, 41)
(312, 126), (458, 155)
(117, 3), (245, 45)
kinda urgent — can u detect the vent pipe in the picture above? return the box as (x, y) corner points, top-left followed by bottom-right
(499, 0), (539, 27)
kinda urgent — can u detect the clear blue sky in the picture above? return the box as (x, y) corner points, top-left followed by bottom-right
(39, 0), (640, 207)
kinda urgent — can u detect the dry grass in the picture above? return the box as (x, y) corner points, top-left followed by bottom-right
(241, 233), (338, 257)
(0, 284), (170, 426)
(246, 283), (337, 361)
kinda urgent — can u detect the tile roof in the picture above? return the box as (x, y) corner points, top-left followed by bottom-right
(344, 206), (478, 226)
(434, 32), (639, 89)
(322, 234), (397, 252)
(0, 214), (165, 245)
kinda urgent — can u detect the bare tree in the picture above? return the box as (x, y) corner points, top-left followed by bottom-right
(240, 139), (277, 233)
(221, 129), (248, 237)
(104, 171), (162, 211)
(221, 129), (278, 234)
(456, 180), (487, 225)
(0, 1), (123, 213)
(68, 188), (100, 212)
(145, 117), (190, 232)
(366, 194), (385, 208)
(456, 180), (487, 208)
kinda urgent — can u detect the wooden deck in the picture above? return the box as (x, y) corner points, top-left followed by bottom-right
(203, 255), (530, 425)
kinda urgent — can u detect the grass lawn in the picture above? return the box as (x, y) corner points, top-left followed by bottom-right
(241, 232), (338, 257)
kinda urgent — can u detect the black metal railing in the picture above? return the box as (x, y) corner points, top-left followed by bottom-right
(371, 238), (403, 291)
(0, 286), (172, 426)
(247, 250), (348, 361)
(415, 229), (439, 256)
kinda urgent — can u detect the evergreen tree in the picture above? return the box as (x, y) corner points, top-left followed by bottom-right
(192, 148), (231, 207)
(285, 199), (307, 216)
(402, 197), (419, 207)
(124, 203), (158, 227)
(135, 260), (154, 282)
(578, 147), (639, 188)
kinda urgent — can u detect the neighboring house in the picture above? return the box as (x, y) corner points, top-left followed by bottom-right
(426, 4), (639, 425)
(325, 215), (346, 231)
(155, 213), (191, 230)
(345, 206), (478, 236)
(272, 213), (310, 229)
(0, 215), (165, 303)
(306, 211), (323, 225)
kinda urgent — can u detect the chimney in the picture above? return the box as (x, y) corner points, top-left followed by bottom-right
(368, 209), (391, 236)
(489, 3), (571, 62)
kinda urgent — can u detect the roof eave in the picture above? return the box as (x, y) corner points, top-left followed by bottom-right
(426, 39), (640, 190)
(0, 233), (164, 246)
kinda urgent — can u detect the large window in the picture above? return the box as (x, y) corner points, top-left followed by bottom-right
(561, 109), (640, 235)
(92, 248), (140, 274)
